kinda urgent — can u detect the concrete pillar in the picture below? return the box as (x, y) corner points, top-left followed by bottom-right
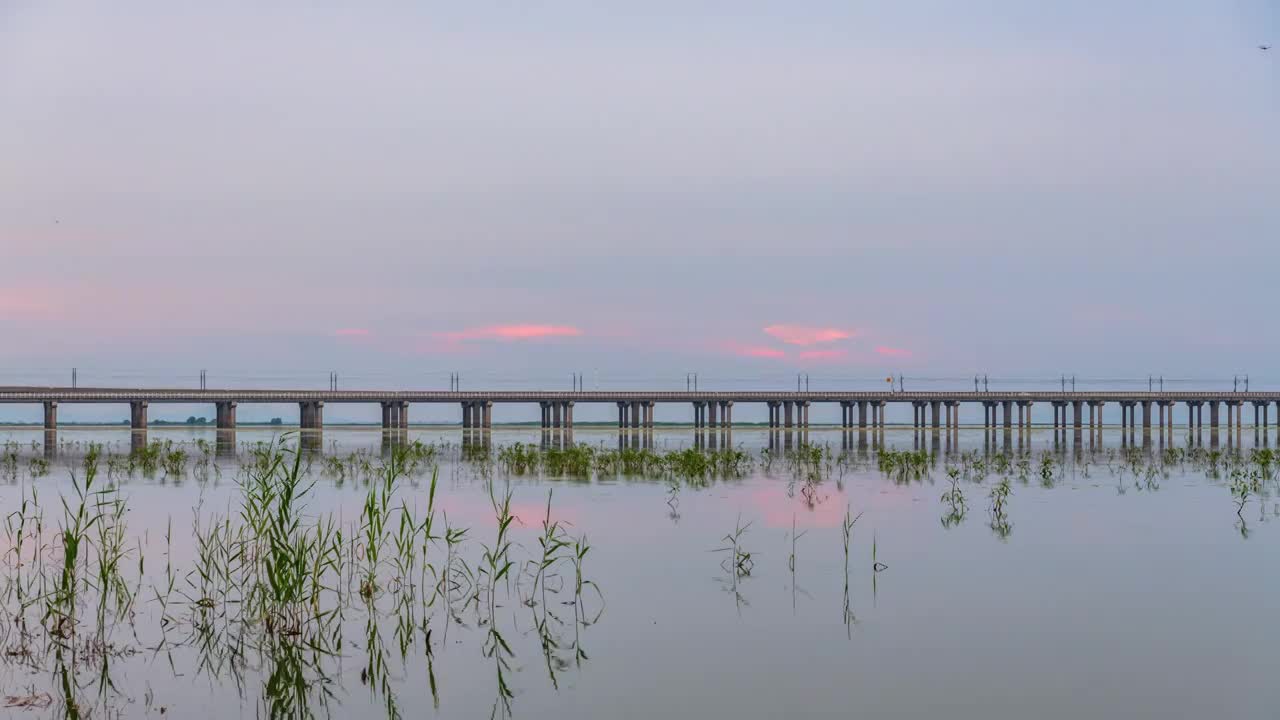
(43, 401), (57, 430)
(461, 402), (473, 429)
(1209, 401), (1220, 430)
(216, 401), (237, 430)
(1236, 402), (1243, 433)
(784, 401), (794, 428)
(647, 401), (657, 428)
(313, 401), (323, 429)
(707, 401), (718, 428)
(856, 401), (866, 428)
(1141, 401), (1151, 432)
(552, 402), (562, 429)
(130, 401), (149, 430)
(563, 401), (574, 428)
(381, 402), (393, 430)
(722, 401), (733, 428)
(930, 400), (941, 429)
(631, 401), (641, 429)
(481, 401), (491, 429)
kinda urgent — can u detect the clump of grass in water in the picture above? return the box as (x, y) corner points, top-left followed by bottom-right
(714, 515), (755, 579)
(940, 466), (967, 528)
(840, 506), (862, 630)
(1230, 467), (1263, 538)
(359, 448), (402, 599)
(878, 449), (931, 484)
(479, 480), (517, 620)
(44, 443), (133, 637)
(988, 476), (1012, 539)
(1039, 454), (1057, 488)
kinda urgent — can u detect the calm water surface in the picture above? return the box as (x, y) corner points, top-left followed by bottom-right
(0, 427), (1276, 719)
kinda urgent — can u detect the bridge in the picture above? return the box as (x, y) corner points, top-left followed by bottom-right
(4, 386), (1278, 436)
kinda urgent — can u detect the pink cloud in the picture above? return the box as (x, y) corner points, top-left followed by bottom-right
(0, 287), (57, 317)
(762, 324), (852, 346)
(798, 349), (848, 361)
(333, 328), (371, 337)
(875, 345), (912, 358)
(719, 341), (787, 359)
(438, 324), (583, 342)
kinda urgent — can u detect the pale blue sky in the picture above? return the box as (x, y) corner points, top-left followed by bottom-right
(1, 1), (1278, 409)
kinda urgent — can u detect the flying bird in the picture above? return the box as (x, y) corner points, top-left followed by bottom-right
(1261, 44), (1273, 50)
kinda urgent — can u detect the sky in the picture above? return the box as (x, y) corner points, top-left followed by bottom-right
(2, 1), (1279, 413)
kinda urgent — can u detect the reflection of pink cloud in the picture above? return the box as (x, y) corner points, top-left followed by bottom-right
(439, 324), (583, 342)
(798, 349), (848, 361)
(763, 325), (852, 346)
(748, 487), (849, 529)
(333, 328), (371, 337)
(726, 343), (786, 359)
(875, 345), (912, 358)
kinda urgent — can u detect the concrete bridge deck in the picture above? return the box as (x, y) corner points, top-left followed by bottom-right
(3, 386), (1277, 434)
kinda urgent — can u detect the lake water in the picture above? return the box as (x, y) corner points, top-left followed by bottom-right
(0, 427), (1276, 719)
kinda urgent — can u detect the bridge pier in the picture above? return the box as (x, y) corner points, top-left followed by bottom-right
(721, 401), (732, 428)
(784, 401), (794, 428)
(930, 400), (942, 430)
(630, 401), (641, 429)
(384, 401), (406, 431)
(130, 401), (149, 430)
(43, 401), (57, 430)
(298, 401), (323, 431)
(216, 401), (237, 430)
(707, 400), (718, 428)
(1209, 401), (1220, 432)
